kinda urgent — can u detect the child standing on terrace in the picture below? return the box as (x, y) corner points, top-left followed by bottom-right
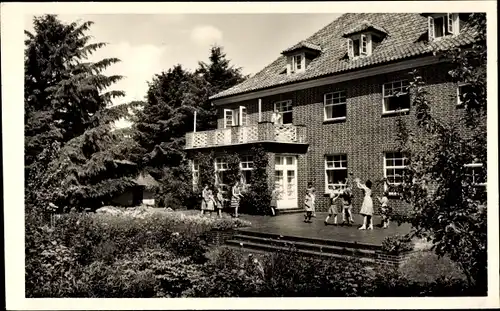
(216, 186), (225, 218)
(377, 190), (391, 229)
(306, 182), (317, 217)
(304, 188), (314, 223)
(270, 187), (278, 216)
(324, 185), (341, 225)
(200, 184), (209, 216)
(355, 178), (374, 230)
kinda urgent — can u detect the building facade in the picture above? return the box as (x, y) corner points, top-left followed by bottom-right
(184, 13), (481, 213)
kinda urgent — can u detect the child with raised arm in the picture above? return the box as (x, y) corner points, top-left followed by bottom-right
(355, 178), (374, 230)
(341, 176), (355, 225)
(324, 185), (341, 225)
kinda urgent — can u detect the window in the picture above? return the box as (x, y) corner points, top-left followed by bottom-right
(215, 158), (229, 186)
(274, 100), (293, 124)
(464, 163), (486, 186)
(240, 156), (254, 184)
(457, 83), (473, 106)
(384, 152), (409, 193)
(428, 13), (459, 40)
(325, 155), (348, 193)
(223, 106), (248, 128)
(382, 80), (410, 113)
(192, 160), (199, 188)
(324, 90), (347, 120)
(347, 34), (372, 59)
(292, 54), (303, 72)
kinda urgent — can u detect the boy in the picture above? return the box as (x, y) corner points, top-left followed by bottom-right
(377, 190), (391, 228)
(324, 185), (340, 225)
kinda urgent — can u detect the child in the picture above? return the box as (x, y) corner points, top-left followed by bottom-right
(231, 181), (243, 218)
(306, 182), (317, 217)
(270, 187), (278, 216)
(324, 185), (341, 225)
(205, 189), (216, 216)
(341, 177), (355, 225)
(377, 190), (391, 228)
(356, 178), (374, 230)
(200, 184), (209, 216)
(304, 188), (314, 223)
(216, 186), (225, 218)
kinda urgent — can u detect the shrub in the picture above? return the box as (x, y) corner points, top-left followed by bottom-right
(399, 251), (467, 284)
(381, 234), (415, 255)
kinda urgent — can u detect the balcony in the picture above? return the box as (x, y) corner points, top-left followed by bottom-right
(185, 122), (307, 149)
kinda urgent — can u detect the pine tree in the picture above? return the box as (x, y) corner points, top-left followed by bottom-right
(195, 45), (247, 130)
(24, 15), (133, 210)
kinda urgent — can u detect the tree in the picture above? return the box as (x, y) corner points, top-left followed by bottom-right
(394, 13), (487, 291)
(24, 15), (131, 210)
(195, 45), (247, 130)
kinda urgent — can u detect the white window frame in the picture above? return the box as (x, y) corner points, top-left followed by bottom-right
(428, 13), (459, 41)
(464, 163), (486, 187)
(325, 154), (348, 194)
(384, 152), (409, 195)
(457, 82), (471, 106)
(223, 106), (247, 128)
(324, 90), (347, 121)
(239, 106), (248, 127)
(223, 109), (234, 128)
(291, 54), (303, 72)
(382, 79), (410, 114)
(214, 158), (229, 186)
(274, 100), (293, 125)
(347, 34), (372, 59)
(240, 155), (254, 184)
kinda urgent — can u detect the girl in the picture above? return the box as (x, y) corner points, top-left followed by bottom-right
(304, 188), (314, 223)
(205, 189), (216, 216)
(200, 184), (209, 216)
(377, 190), (391, 228)
(231, 181), (243, 218)
(270, 187), (278, 216)
(324, 185), (340, 225)
(306, 182), (317, 217)
(341, 177), (355, 225)
(216, 186), (225, 218)
(356, 178), (374, 230)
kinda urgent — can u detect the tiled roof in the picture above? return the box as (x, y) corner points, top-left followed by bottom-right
(211, 13), (478, 100)
(342, 20), (387, 37)
(282, 40), (322, 54)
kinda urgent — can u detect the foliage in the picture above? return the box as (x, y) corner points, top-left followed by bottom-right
(381, 234), (415, 255)
(24, 15), (136, 211)
(240, 145), (272, 215)
(220, 151), (241, 188)
(194, 151), (216, 190)
(399, 251), (466, 284)
(393, 13), (487, 290)
(155, 160), (199, 209)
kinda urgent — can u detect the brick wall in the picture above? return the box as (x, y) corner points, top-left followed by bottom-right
(212, 62), (468, 214)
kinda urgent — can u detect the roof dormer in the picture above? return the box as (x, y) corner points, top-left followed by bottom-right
(281, 41), (321, 75)
(422, 13), (460, 41)
(342, 20), (387, 60)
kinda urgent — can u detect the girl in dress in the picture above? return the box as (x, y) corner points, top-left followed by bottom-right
(324, 185), (341, 225)
(200, 184), (209, 216)
(231, 181), (243, 218)
(306, 182), (317, 217)
(341, 177), (355, 225)
(216, 186), (225, 218)
(205, 189), (216, 216)
(304, 188), (314, 223)
(355, 178), (374, 230)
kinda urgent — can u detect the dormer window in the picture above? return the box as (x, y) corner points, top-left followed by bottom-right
(291, 54), (303, 72)
(343, 20), (387, 60)
(347, 34), (369, 58)
(281, 41), (321, 75)
(427, 13), (460, 40)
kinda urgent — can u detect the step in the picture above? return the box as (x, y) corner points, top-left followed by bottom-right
(231, 234), (378, 258)
(234, 228), (382, 251)
(276, 208), (304, 215)
(225, 240), (377, 263)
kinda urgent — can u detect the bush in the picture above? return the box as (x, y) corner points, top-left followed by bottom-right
(399, 251), (467, 284)
(381, 234), (415, 255)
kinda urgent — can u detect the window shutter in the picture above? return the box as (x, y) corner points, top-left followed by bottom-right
(347, 38), (353, 58)
(428, 16), (435, 40)
(239, 106), (247, 126)
(360, 34), (367, 55)
(223, 109), (232, 128)
(447, 13), (454, 34)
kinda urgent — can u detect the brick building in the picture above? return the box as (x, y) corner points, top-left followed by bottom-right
(185, 13), (481, 213)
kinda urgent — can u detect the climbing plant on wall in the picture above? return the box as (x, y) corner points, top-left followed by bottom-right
(240, 145), (272, 215)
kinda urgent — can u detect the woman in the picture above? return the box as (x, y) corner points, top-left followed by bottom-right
(355, 178), (374, 230)
(231, 181), (243, 218)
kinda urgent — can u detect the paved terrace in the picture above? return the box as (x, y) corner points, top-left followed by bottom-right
(238, 212), (412, 246)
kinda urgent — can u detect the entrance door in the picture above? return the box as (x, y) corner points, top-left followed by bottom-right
(274, 155), (298, 209)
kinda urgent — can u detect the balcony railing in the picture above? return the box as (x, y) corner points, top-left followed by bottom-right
(185, 122), (307, 149)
